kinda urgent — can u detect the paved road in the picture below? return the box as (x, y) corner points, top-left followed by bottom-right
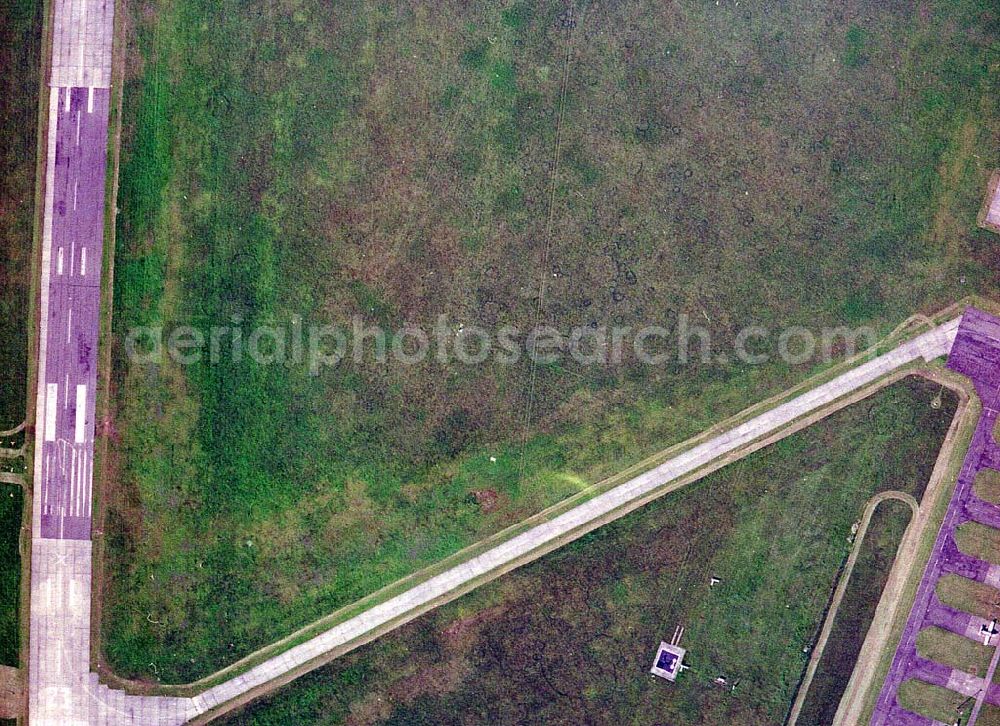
(0, 421), (26, 437)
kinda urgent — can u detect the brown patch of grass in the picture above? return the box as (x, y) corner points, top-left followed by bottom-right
(0, 666), (20, 719)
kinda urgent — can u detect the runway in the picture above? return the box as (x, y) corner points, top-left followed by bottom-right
(27, 1), (197, 723)
(36, 85), (107, 542)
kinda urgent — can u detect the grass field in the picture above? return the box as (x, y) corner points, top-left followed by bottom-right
(0, 0), (39, 675)
(916, 626), (994, 677)
(955, 521), (1000, 565)
(104, 0), (1000, 681)
(795, 498), (912, 725)
(938, 574), (1000, 620)
(213, 378), (956, 724)
(0, 486), (22, 667)
(897, 683), (1000, 725)
(0, 0), (41, 428)
(898, 679), (974, 724)
(976, 468), (1000, 504)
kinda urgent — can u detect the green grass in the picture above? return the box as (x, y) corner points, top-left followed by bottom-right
(976, 468), (1000, 504)
(795, 499), (912, 724)
(898, 679), (972, 724)
(916, 626), (994, 677)
(105, 0), (1000, 682)
(216, 379), (956, 724)
(0, 0), (41, 426)
(0, 486), (22, 667)
(955, 521), (1000, 565)
(937, 574), (1000, 621)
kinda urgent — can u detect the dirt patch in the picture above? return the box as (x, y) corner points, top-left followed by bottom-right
(386, 657), (472, 707)
(344, 693), (392, 726)
(440, 603), (508, 650)
(470, 489), (500, 513)
(0, 666), (22, 719)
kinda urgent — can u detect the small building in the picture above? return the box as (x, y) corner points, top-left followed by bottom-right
(977, 170), (1000, 234)
(650, 641), (687, 682)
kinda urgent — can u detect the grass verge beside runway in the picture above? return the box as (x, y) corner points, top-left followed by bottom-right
(215, 378), (955, 725)
(0, 486), (22, 667)
(0, 0), (42, 426)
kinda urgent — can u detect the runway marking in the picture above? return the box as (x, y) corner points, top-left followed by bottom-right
(70, 240), (75, 275)
(73, 181), (78, 210)
(44, 384), (58, 441)
(79, 451), (86, 516)
(63, 88), (70, 113)
(75, 451), (83, 517)
(74, 385), (87, 444)
(66, 307), (72, 343)
(86, 464), (92, 517)
(63, 374), (69, 408)
(80, 247), (87, 276)
(57, 247), (64, 275)
(82, 450), (89, 516)
(44, 453), (51, 511)
(87, 86), (94, 113)
(57, 438), (68, 477)
(75, 111), (81, 145)
(70, 448), (78, 515)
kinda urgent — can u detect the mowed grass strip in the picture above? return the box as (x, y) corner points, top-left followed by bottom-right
(0, 0), (41, 425)
(898, 679), (972, 724)
(937, 574), (1000, 621)
(915, 626), (994, 677)
(975, 468), (1000, 505)
(0, 486), (21, 667)
(955, 522), (1000, 566)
